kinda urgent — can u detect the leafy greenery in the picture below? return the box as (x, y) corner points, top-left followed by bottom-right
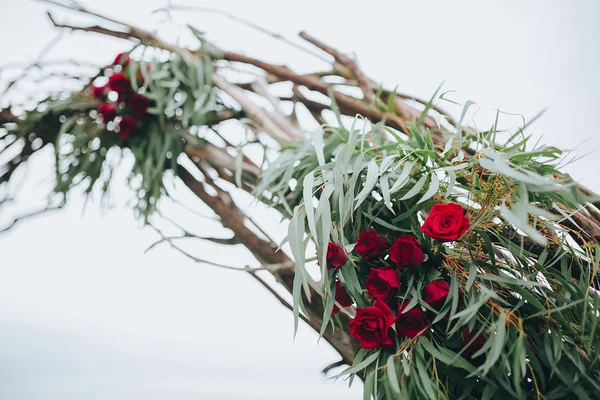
(9, 49), (217, 221)
(260, 99), (600, 399)
(2, 19), (598, 399)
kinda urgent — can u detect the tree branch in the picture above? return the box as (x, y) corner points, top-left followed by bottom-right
(178, 166), (359, 365)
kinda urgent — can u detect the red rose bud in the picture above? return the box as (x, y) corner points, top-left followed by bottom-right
(92, 84), (107, 99)
(355, 230), (388, 260)
(128, 94), (150, 117)
(326, 242), (347, 270)
(395, 301), (430, 338)
(331, 281), (353, 315)
(423, 280), (450, 309)
(116, 115), (137, 139)
(107, 72), (131, 99)
(366, 267), (400, 302)
(461, 329), (486, 366)
(389, 236), (424, 269)
(349, 299), (395, 349)
(97, 103), (117, 122)
(421, 202), (470, 242)
(113, 52), (131, 67)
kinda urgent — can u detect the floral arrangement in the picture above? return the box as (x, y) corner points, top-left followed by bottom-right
(1, 5), (599, 398)
(259, 115), (600, 399)
(13, 48), (217, 219)
(92, 53), (151, 140)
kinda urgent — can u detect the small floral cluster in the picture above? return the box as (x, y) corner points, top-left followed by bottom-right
(90, 53), (151, 140)
(326, 202), (483, 363)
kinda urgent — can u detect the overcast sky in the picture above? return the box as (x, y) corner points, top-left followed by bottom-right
(1, 0), (599, 399)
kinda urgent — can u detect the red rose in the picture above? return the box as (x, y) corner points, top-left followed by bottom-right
(423, 280), (450, 309)
(113, 52), (131, 67)
(116, 115), (137, 139)
(421, 202), (470, 242)
(355, 230), (388, 260)
(97, 103), (117, 122)
(366, 267), (400, 302)
(389, 236), (424, 269)
(461, 329), (486, 366)
(349, 299), (395, 349)
(326, 242), (347, 270)
(92, 84), (107, 99)
(107, 72), (131, 99)
(128, 94), (150, 117)
(395, 302), (430, 338)
(332, 281), (353, 315)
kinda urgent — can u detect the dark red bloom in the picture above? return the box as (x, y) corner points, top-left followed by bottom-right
(389, 236), (424, 269)
(423, 280), (450, 310)
(461, 329), (486, 366)
(355, 230), (388, 260)
(97, 103), (117, 122)
(116, 115), (137, 139)
(395, 302), (430, 338)
(332, 281), (353, 315)
(366, 267), (400, 302)
(113, 52), (131, 67)
(421, 202), (470, 242)
(107, 72), (131, 99)
(349, 299), (395, 349)
(92, 84), (107, 99)
(128, 94), (150, 117)
(326, 242), (347, 270)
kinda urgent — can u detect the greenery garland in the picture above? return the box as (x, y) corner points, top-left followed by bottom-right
(1, 11), (599, 399)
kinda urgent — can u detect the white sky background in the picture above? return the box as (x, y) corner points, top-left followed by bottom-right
(0, 0), (599, 399)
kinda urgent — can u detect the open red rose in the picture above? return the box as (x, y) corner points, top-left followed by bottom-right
(128, 94), (150, 117)
(395, 302), (430, 338)
(421, 202), (470, 242)
(332, 281), (353, 315)
(107, 72), (131, 99)
(423, 280), (450, 309)
(461, 329), (486, 366)
(97, 103), (117, 122)
(349, 299), (395, 349)
(326, 242), (347, 270)
(389, 236), (424, 269)
(366, 267), (400, 302)
(355, 230), (388, 260)
(116, 115), (137, 139)
(113, 52), (131, 67)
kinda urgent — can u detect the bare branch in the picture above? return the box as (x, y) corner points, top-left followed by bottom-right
(45, 12), (178, 52)
(159, 5), (332, 65)
(0, 205), (62, 233)
(40, 0), (157, 38)
(246, 271), (312, 325)
(178, 167), (359, 365)
(147, 223), (246, 271)
(299, 31), (373, 103)
(212, 74), (302, 142)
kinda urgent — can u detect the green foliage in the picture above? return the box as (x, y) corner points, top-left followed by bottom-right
(260, 100), (600, 399)
(12, 48), (217, 222)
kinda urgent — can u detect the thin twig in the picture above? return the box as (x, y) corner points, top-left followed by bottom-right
(247, 270), (311, 325)
(0, 205), (61, 233)
(147, 222), (295, 273)
(147, 223), (244, 270)
(299, 31), (373, 104)
(39, 0), (153, 34)
(159, 5), (332, 65)
(250, 77), (303, 135)
(212, 73), (301, 142)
